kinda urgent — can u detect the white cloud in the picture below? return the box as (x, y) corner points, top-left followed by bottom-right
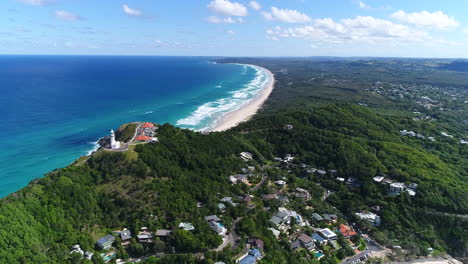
(227, 30), (235, 35)
(249, 1), (261, 11)
(54, 10), (81, 21)
(463, 28), (468, 34)
(205, 16), (243, 24)
(123, 4), (142, 17)
(390, 10), (459, 29)
(18, 0), (52, 6)
(266, 16), (428, 44)
(358, 1), (370, 9)
(207, 0), (248, 17)
(262, 7), (311, 23)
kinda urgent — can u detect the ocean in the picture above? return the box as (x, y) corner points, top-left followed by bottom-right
(0, 56), (270, 197)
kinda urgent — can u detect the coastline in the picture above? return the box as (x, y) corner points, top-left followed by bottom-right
(207, 64), (275, 132)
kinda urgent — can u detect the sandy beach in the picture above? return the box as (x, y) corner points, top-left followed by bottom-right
(208, 64), (275, 132)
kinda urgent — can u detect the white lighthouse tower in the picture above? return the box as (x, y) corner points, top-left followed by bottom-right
(110, 130), (121, 150)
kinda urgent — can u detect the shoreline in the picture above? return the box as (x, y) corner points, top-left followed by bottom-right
(207, 64), (275, 132)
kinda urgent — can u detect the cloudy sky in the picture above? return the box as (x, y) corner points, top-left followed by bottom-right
(1, 0), (468, 57)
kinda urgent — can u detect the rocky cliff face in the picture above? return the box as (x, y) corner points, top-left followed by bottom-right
(98, 136), (111, 149)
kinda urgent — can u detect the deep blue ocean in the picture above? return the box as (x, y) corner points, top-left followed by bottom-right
(0, 56), (268, 197)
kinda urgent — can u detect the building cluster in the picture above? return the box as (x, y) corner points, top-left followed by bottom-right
(135, 122), (158, 142)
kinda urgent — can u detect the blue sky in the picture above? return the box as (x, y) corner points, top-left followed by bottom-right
(1, 0), (468, 57)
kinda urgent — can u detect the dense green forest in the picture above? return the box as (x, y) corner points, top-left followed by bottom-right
(0, 58), (467, 264)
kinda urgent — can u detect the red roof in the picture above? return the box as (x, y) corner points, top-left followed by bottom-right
(135, 135), (152, 141)
(339, 224), (357, 237)
(142, 122), (155, 128)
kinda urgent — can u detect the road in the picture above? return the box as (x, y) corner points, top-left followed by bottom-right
(340, 237), (385, 264)
(213, 217), (242, 252)
(251, 175), (268, 191)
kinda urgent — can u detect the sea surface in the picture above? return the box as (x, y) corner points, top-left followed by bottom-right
(0, 56), (270, 197)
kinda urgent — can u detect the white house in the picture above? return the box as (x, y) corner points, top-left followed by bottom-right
(389, 182), (405, 194)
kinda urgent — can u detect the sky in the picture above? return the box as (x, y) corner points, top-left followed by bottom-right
(1, 0), (468, 57)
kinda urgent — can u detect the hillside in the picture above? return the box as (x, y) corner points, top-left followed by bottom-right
(0, 58), (467, 264)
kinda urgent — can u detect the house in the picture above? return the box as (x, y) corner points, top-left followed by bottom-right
(178, 222), (195, 231)
(290, 239), (301, 250)
(317, 228), (337, 240)
(346, 177), (361, 188)
(316, 170), (326, 175)
(229, 175), (238, 184)
(339, 224), (357, 238)
(84, 251), (94, 260)
(135, 135), (152, 142)
(285, 124), (294, 130)
(155, 229), (173, 238)
(294, 188), (311, 200)
(236, 174), (249, 184)
(240, 152), (253, 161)
(284, 154), (294, 163)
(238, 248), (262, 264)
(276, 196), (289, 205)
(137, 227), (153, 243)
(244, 194), (253, 204)
(205, 215), (221, 222)
(336, 177), (345, 182)
(297, 233), (315, 250)
(389, 182), (405, 194)
(274, 180), (286, 186)
(382, 178), (393, 184)
(269, 216), (283, 227)
(97, 235), (115, 250)
(217, 203), (227, 211)
(373, 176), (384, 183)
(312, 233), (327, 244)
(209, 221), (227, 235)
(356, 212), (381, 226)
(322, 213), (338, 222)
(119, 230), (132, 243)
(312, 213), (323, 221)
(262, 193), (277, 200)
(247, 238), (264, 250)
(408, 183), (418, 190)
(268, 228), (281, 239)
(221, 196), (238, 207)
(70, 245), (84, 256)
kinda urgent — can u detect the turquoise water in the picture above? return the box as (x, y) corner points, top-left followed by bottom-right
(0, 56), (269, 197)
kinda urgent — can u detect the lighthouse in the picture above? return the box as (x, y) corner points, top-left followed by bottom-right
(110, 130), (121, 149)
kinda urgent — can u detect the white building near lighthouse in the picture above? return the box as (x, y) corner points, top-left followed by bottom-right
(110, 130), (121, 150)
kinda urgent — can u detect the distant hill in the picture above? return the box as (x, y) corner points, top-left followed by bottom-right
(439, 61), (468, 72)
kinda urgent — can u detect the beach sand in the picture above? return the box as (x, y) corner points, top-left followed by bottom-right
(208, 65), (275, 132)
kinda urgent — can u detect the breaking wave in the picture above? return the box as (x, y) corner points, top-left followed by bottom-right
(176, 64), (270, 131)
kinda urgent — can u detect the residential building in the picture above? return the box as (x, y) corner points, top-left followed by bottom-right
(238, 248), (262, 264)
(96, 235), (115, 250)
(312, 233), (327, 244)
(205, 215), (221, 222)
(155, 229), (173, 238)
(339, 224), (357, 238)
(317, 228), (337, 240)
(356, 212), (381, 226)
(209, 221), (227, 235)
(389, 182), (405, 194)
(240, 152), (253, 161)
(312, 213), (323, 221)
(297, 233), (315, 250)
(373, 176), (384, 183)
(178, 222), (195, 231)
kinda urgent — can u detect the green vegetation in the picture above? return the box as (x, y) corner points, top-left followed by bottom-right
(0, 58), (467, 263)
(116, 123), (138, 143)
